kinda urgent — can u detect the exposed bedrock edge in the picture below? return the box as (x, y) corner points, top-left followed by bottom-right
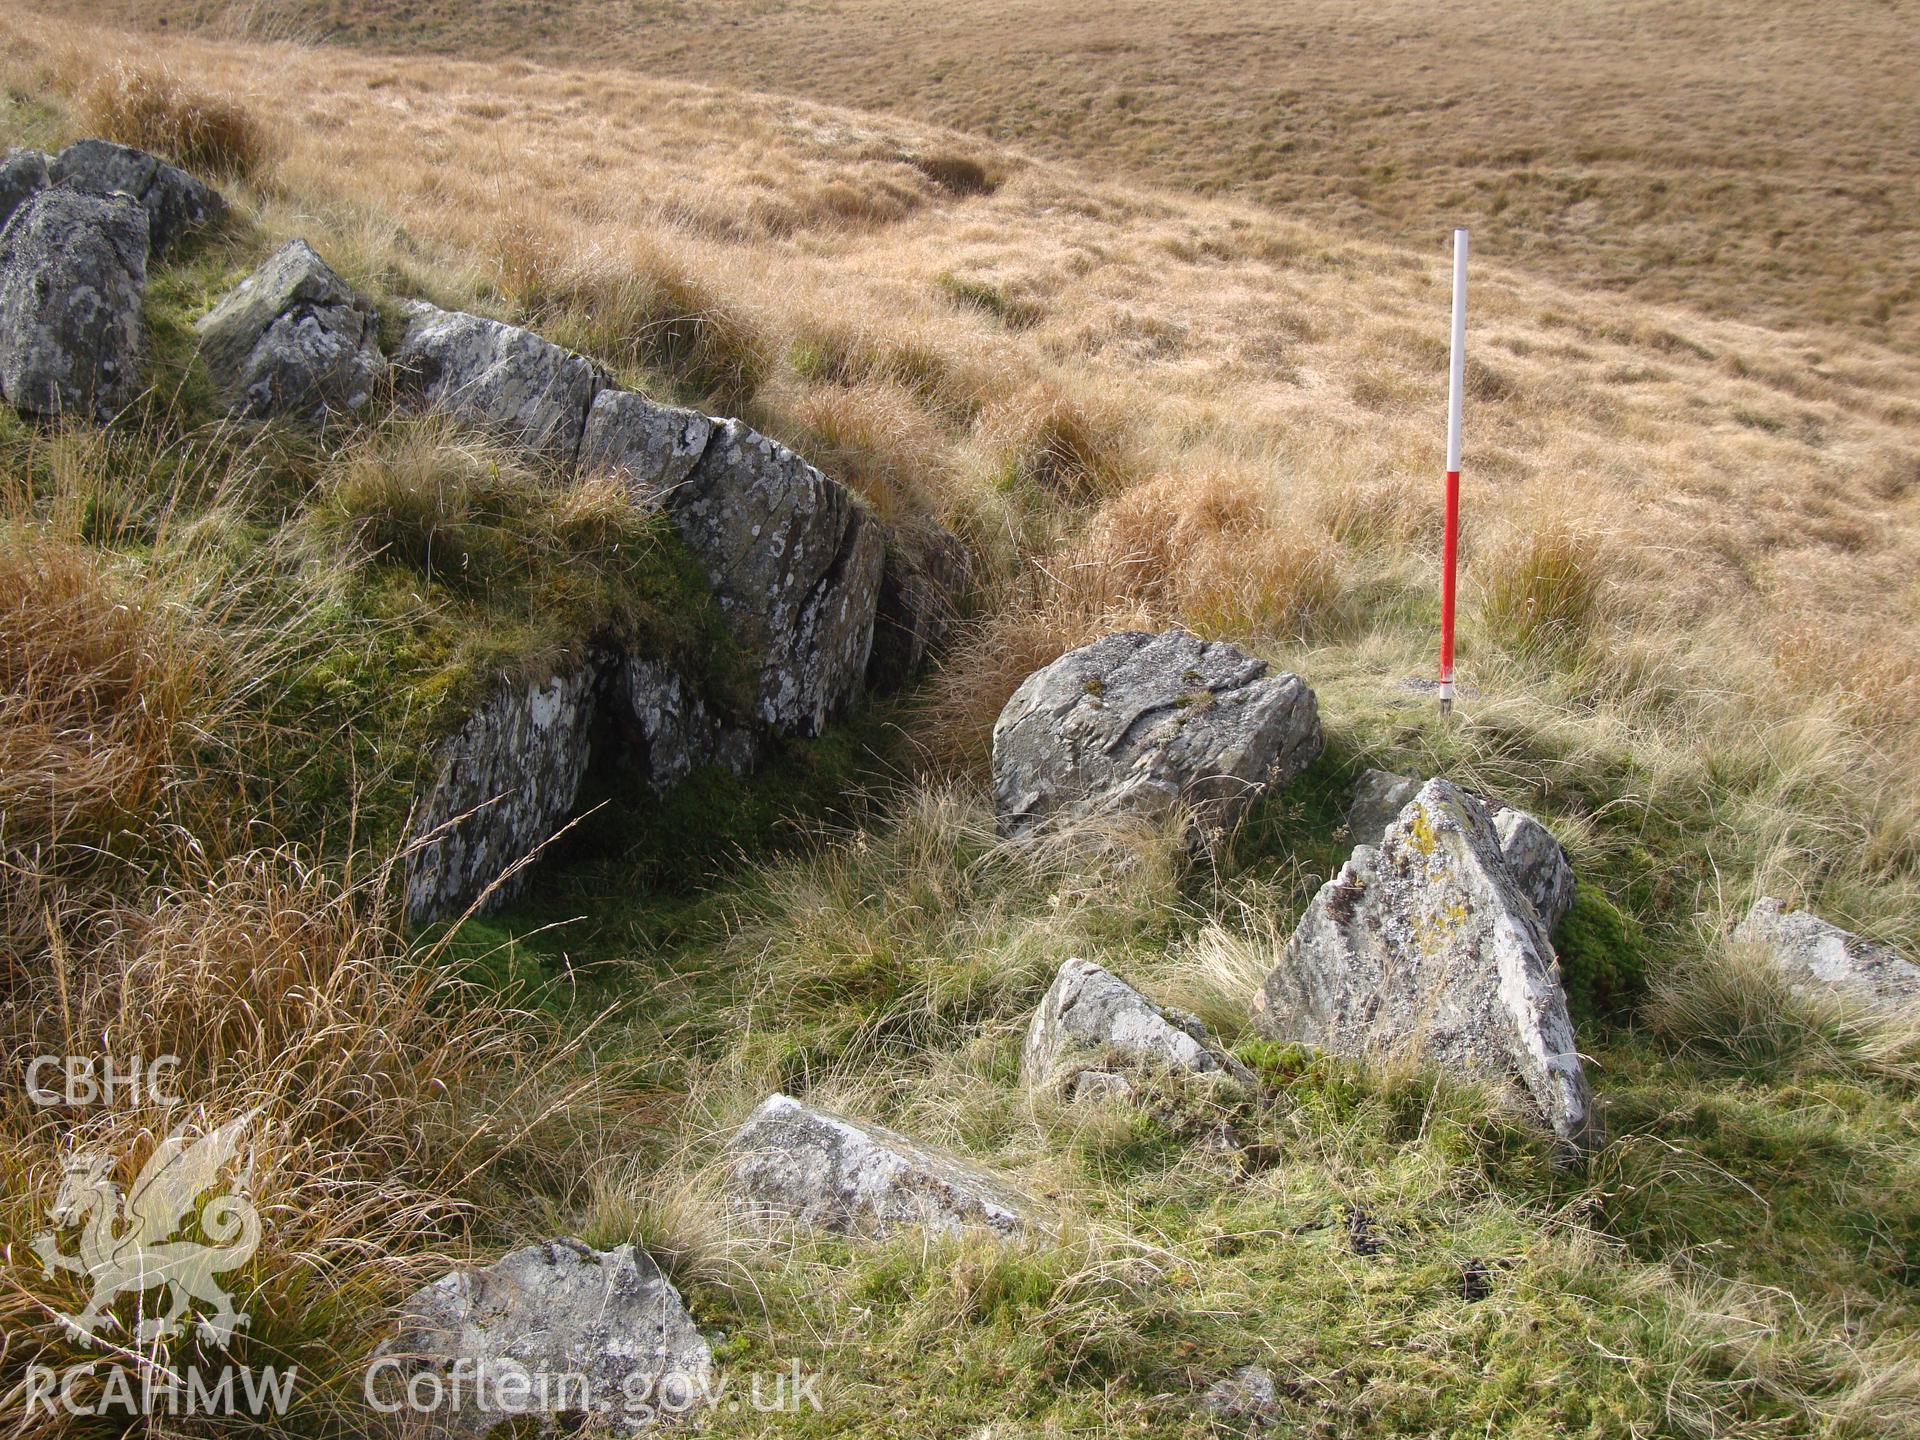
(402, 645), (758, 928)
(394, 309), (887, 925)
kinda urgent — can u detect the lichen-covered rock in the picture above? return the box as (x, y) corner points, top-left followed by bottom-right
(579, 387), (714, 497)
(1253, 779), (1597, 1145)
(0, 148), (49, 231)
(1492, 806), (1576, 934)
(1347, 767), (1421, 848)
(1734, 897), (1920, 1014)
(992, 630), (1322, 847)
(1348, 770), (1575, 932)
(0, 187), (147, 421)
(375, 1239), (713, 1437)
(662, 420), (885, 736)
(726, 1093), (1033, 1240)
(1021, 957), (1253, 1096)
(194, 238), (382, 422)
(866, 522), (972, 692)
(615, 656), (757, 790)
(50, 139), (225, 257)
(394, 302), (608, 458)
(404, 665), (599, 926)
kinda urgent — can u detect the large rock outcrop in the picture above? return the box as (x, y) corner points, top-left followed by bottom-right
(1734, 898), (1920, 1014)
(394, 302), (609, 458)
(375, 1239), (713, 1437)
(992, 630), (1322, 846)
(403, 665), (601, 926)
(195, 238), (382, 422)
(0, 187), (148, 421)
(1349, 769), (1575, 933)
(659, 420), (885, 736)
(726, 1094), (1033, 1240)
(1021, 957), (1253, 1100)
(50, 139), (224, 257)
(1253, 779), (1597, 1145)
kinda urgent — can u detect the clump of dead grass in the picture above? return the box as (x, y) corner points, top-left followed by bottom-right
(78, 59), (271, 178)
(1477, 520), (1604, 657)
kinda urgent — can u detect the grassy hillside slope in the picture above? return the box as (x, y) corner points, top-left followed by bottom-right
(3, 6), (1920, 1437)
(61, 0), (1920, 350)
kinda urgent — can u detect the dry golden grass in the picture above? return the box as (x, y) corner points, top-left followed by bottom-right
(69, 0), (1920, 351)
(77, 59), (271, 177)
(10, 7), (1913, 924)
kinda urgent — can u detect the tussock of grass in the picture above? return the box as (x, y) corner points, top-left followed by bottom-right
(1477, 522), (1604, 658)
(79, 59), (270, 178)
(1647, 934), (1920, 1083)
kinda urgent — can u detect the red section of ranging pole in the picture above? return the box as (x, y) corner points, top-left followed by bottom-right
(1440, 467), (1460, 693)
(1439, 228), (1468, 714)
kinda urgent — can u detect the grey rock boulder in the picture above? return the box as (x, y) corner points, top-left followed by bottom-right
(0, 187), (148, 421)
(0, 148), (50, 231)
(195, 238), (382, 422)
(394, 301), (608, 459)
(1492, 806), (1576, 934)
(404, 664), (600, 926)
(579, 387), (714, 497)
(1021, 957), (1253, 1096)
(1253, 779), (1597, 1146)
(866, 521), (972, 692)
(992, 629), (1322, 847)
(662, 419), (885, 736)
(726, 1093), (1033, 1240)
(1349, 769), (1575, 932)
(51, 139), (225, 257)
(1734, 897), (1920, 1014)
(375, 1238), (713, 1437)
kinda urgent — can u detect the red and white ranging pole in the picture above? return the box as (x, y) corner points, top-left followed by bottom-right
(1438, 227), (1468, 716)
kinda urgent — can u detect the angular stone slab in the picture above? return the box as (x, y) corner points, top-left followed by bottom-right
(394, 301), (608, 459)
(579, 387), (714, 497)
(992, 629), (1322, 847)
(1253, 779), (1597, 1145)
(51, 139), (225, 257)
(0, 187), (147, 421)
(376, 1238), (713, 1437)
(726, 1093), (1032, 1240)
(1021, 957), (1253, 1095)
(664, 420), (885, 736)
(1734, 897), (1920, 1014)
(1349, 769), (1575, 932)
(195, 237), (382, 422)
(403, 664), (599, 926)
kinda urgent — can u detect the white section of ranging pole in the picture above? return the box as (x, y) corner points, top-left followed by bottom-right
(1447, 228), (1468, 474)
(1438, 227), (1468, 713)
